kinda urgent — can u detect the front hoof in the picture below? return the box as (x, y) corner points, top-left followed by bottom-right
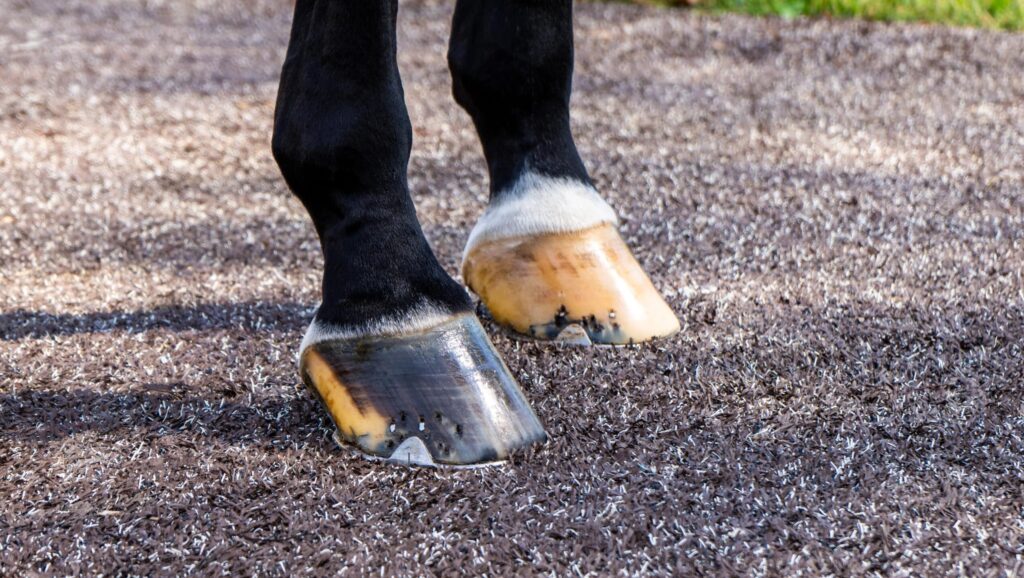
(462, 224), (680, 345)
(300, 313), (546, 467)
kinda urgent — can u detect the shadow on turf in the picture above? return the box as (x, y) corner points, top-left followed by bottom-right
(0, 300), (315, 341)
(0, 387), (330, 446)
(1, 297), (1020, 483)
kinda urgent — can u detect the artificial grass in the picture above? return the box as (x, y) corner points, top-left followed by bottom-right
(5, 1), (1024, 574)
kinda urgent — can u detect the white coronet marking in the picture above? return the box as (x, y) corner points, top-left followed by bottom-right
(462, 170), (619, 263)
(388, 436), (436, 467)
(299, 300), (455, 360)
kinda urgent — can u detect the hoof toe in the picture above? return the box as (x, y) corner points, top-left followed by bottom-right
(463, 223), (680, 345)
(301, 313), (546, 467)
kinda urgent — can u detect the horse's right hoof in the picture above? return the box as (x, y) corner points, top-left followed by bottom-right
(299, 312), (547, 467)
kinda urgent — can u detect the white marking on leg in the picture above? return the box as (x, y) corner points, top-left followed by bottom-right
(462, 170), (618, 262)
(298, 300), (456, 359)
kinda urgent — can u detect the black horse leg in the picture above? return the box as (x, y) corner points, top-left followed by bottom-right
(273, 0), (468, 331)
(449, 0), (589, 198)
(272, 0), (545, 466)
(449, 0), (680, 346)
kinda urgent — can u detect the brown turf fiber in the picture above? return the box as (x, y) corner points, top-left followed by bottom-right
(1, 0), (1022, 575)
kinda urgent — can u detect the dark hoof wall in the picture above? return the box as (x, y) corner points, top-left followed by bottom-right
(300, 313), (547, 467)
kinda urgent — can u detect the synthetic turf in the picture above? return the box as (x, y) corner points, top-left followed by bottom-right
(1, 0), (1022, 574)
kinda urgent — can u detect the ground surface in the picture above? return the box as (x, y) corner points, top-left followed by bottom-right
(1, 0), (1023, 575)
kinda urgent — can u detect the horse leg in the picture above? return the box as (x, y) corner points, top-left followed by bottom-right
(273, 0), (545, 466)
(449, 0), (680, 345)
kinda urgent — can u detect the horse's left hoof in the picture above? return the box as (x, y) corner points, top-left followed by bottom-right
(300, 313), (546, 467)
(463, 223), (680, 345)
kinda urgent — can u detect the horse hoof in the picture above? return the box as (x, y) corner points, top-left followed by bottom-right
(299, 313), (546, 467)
(462, 223), (680, 345)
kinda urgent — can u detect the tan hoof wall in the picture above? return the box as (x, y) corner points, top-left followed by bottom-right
(301, 313), (546, 467)
(463, 223), (680, 345)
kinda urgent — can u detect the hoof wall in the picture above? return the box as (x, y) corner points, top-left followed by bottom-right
(463, 224), (680, 345)
(301, 313), (546, 467)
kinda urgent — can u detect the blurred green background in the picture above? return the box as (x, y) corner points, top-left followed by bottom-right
(620, 0), (1024, 30)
